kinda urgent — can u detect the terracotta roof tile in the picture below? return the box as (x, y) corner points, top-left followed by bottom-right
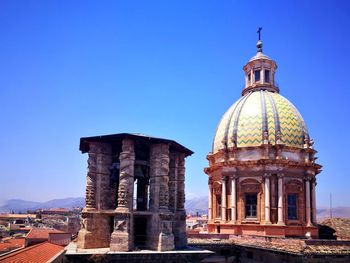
(0, 239), (25, 253)
(0, 242), (64, 263)
(26, 228), (65, 240)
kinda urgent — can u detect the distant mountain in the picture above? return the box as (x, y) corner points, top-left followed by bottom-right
(185, 196), (208, 215)
(2, 195), (350, 219)
(184, 196), (350, 218)
(0, 197), (84, 213)
(317, 206), (350, 219)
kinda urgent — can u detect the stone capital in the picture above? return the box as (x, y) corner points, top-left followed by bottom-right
(222, 167), (237, 176)
(304, 176), (312, 182)
(230, 174), (238, 180)
(221, 175), (228, 181)
(263, 173), (271, 179)
(277, 173), (284, 178)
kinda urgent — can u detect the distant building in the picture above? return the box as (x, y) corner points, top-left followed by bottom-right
(205, 37), (321, 238)
(25, 228), (70, 247)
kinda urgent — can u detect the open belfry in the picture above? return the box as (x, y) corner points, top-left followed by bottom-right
(205, 32), (322, 237)
(77, 133), (192, 251)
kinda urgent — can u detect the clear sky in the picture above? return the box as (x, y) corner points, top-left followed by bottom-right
(1, 0), (349, 207)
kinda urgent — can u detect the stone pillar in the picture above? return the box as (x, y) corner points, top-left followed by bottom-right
(230, 175), (237, 223)
(261, 67), (265, 84)
(168, 153), (178, 212)
(250, 69), (254, 85)
(177, 154), (186, 212)
(148, 144), (174, 251)
(311, 178), (317, 225)
(174, 153), (187, 249)
(85, 171), (96, 211)
(208, 179), (213, 221)
(84, 142), (112, 210)
(264, 173), (271, 224)
(305, 177), (312, 227)
(221, 176), (227, 221)
(277, 173), (285, 225)
(110, 138), (135, 251)
(78, 142), (113, 249)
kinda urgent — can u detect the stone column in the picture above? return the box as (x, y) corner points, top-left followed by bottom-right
(277, 173), (285, 225)
(168, 153), (178, 212)
(176, 154), (186, 212)
(264, 173), (271, 224)
(250, 69), (254, 85)
(78, 142), (112, 249)
(174, 153), (187, 249)
(111, 138), (135, 252)
(305, 177), (312, 227)
(116, 138), (135, 212)
(311, 178), (317, 225)
(85, 171), (96, 211)
(84, 142), (112, 210)
(261, 67), (265, 84)
(148, 144), (174, 251)
(230, 175), (237, 223)
(221, 176), (227, 221)
(208, 179), (213, 221)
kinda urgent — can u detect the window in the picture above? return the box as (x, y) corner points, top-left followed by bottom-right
(264, 70), (270, 83)
(248, 73), (251, 83)
(288, 194), (297, 220)
(245, 194), (257, 218)
(254, 70), (260, 82)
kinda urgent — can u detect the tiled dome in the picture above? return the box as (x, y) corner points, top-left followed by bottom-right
(213, 90), (308, 153)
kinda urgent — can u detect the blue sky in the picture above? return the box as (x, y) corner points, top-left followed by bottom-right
(0, 1), (349, 207)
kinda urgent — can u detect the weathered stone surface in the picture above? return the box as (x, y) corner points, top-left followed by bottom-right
(77, 134), (191, 252)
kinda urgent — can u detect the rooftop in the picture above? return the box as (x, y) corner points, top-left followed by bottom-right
(0, 239), (25, 255)
(26, 228), (65, 240)
(0, 242), (64, 263)
(189, 235), (350, 256)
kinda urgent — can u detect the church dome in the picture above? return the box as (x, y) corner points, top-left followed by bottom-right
(212, 37), (309, 153)
(212, 90), (309, 153)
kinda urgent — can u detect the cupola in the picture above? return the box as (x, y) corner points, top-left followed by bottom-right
(242, 33), (278, 96)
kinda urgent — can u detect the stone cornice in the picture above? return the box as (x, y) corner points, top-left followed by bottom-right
(205, 159), (321, 174)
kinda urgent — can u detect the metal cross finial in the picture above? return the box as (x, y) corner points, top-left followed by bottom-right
(257, 27), (262, 40)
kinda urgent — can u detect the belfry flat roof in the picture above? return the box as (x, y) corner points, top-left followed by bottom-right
(79, 133), (193, 156)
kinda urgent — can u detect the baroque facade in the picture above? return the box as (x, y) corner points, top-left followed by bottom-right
(205, 39), (321, 237)
(77, 133), (192, 251)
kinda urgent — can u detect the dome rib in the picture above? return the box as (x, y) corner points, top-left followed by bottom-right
(223, 95), (246, 148)
(232, 92), (253, 147)
(260, 90), (268, 141)
(266, 91), (281, 143)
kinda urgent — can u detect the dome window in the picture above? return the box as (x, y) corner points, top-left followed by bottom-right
(254, 70), (261, 83)
(264, 70), (270, 83)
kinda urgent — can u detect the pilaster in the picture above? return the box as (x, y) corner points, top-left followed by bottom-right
(264, 173), (271, 224)
(277, 173), (285, 225)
